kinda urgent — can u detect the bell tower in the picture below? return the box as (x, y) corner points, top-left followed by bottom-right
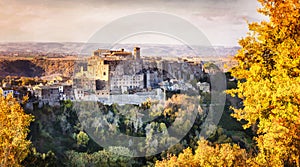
(133, 47), (140, 60)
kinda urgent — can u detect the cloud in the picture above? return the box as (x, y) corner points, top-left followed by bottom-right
(0, 0), (264, 46)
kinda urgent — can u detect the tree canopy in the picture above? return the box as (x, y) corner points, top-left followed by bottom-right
(227, 0), (300, 166)
(155, 139), (248, 167)
(0, 93), (34, 166)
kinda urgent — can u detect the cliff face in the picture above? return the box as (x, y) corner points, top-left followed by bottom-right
(0, 59), (75, 77)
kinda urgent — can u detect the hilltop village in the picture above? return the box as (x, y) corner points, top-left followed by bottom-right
(72, 47), (208, 104)
(0, 47), (211, 106)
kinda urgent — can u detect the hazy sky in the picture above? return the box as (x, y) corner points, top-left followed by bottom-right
(0, 0), (267, 46)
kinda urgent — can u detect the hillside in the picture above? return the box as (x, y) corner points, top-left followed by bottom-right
(0, 58), (75, 77)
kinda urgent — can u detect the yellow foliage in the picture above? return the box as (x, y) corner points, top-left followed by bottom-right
(155, 139), (248, 167)
(227, 0), (300, 166)
(0, 93), (34, 166)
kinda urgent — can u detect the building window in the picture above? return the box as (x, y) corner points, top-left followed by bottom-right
(103, 72), (106, 76)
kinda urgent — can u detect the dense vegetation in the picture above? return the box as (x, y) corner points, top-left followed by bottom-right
(20, 91), (244, 166)
(0, 94), (33, 166)
(229, 0), (300, 165)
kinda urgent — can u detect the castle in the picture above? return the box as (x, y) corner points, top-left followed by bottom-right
(73, 47), (156, 99)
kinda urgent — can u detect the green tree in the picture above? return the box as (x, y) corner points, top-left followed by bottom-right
(76, 131), (89, 146)
(227, 0), (300, 166)
(65, 147), (134, 167)
(22, 148), (58, 167)
(0, 93), (34, 166)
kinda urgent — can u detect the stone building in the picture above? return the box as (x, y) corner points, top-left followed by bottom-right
(74, 47), (146, 97)
(59, 84), (73, 100)
(34, 86), (60, 102)
(110, 74), (144, 94)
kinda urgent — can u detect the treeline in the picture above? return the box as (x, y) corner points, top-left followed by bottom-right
(18, 86), (247, 167)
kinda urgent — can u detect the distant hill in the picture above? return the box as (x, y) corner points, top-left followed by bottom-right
(0, 42), (240, 57)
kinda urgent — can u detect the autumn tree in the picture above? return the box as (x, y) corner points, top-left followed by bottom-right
(155, 139), (248, 167)
(0, 93), (34, 166)
(228, 0), (300, 166)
